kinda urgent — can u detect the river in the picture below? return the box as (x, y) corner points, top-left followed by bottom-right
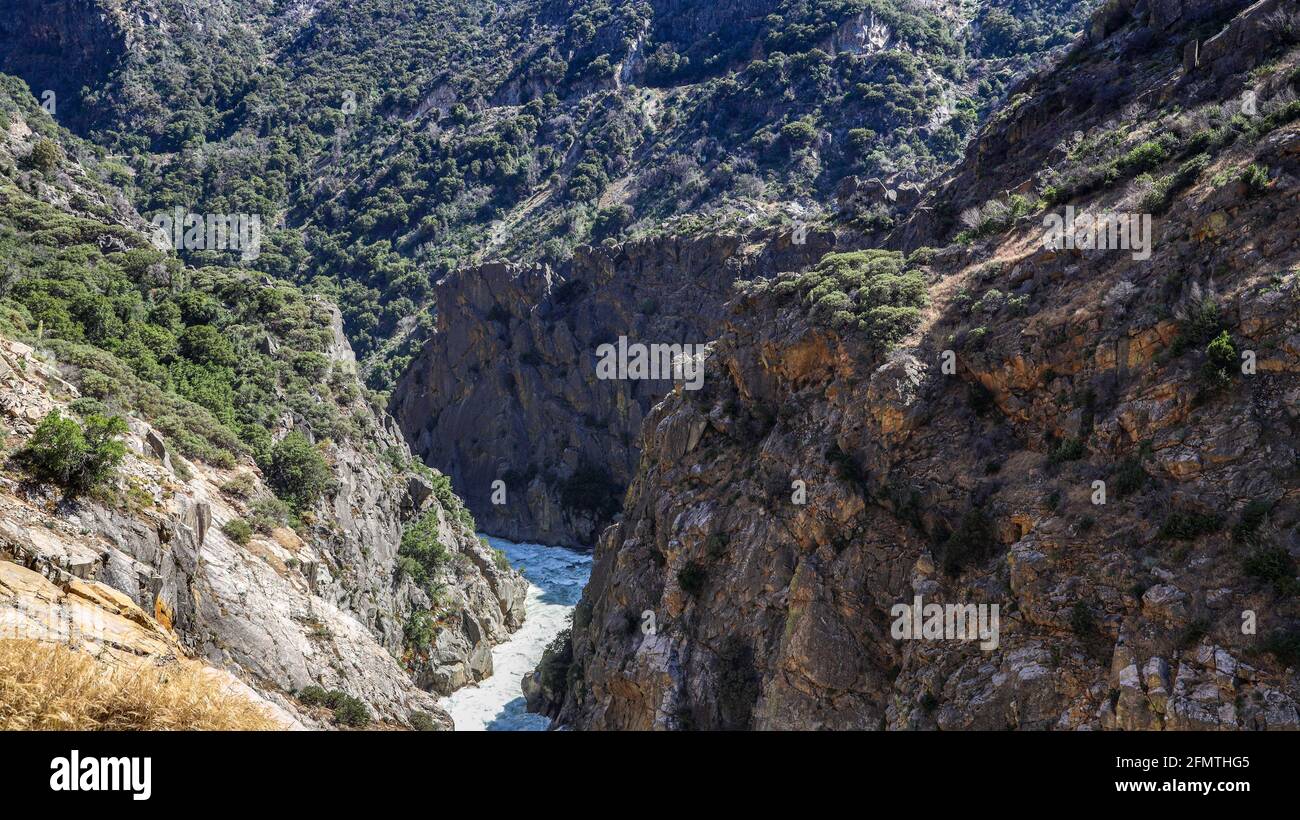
(438, 535), (591, 730)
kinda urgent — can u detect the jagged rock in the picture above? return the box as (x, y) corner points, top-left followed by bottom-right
(0, 316), (525, 729)
(391, 232), (831, 548)
(538, 0), (1300, 731)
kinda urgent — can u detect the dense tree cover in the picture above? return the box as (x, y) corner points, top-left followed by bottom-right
(0, 77), (377, 505)
(38, 0), (1091, 390)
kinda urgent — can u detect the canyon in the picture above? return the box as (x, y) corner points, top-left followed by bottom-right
(0, 0), (1298, 735)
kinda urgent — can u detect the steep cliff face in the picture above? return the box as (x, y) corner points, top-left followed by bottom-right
(0, 332), (434, 726)
(536, 0), (1300, 730)
(0, 75), (526, 728)
(0, 0), (127, 130)
(0, 323), (525, 727)
(391, 232), (832, 548)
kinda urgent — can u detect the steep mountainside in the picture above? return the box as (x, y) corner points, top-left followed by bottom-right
(391, 230), (833, 547)
(532, 0), (1300, 730)
(0, 0), (1099, 388)
(0, 74), (525, 728)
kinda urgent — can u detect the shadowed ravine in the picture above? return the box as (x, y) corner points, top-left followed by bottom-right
(438, 536), (591, 731)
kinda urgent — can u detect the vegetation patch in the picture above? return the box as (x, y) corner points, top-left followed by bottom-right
(12, 410), (127, 496)
(396, 509), (451, 589)
(745, 250), (928, 350)
(938, 510), (995, 577)
(1158, 509), (1223, 541)
(0, 640), (280, 730)
(295, 685), (371, 727)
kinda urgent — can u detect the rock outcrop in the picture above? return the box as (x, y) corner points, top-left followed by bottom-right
(0, 90), (527, 728)
(537, 0), (1300, 730)
(0, 327), (524, 727)
(0, 558), (300, 728)
(391, 231), (832, 548)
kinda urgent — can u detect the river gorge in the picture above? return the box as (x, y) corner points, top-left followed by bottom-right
(439, 536), (591, 730)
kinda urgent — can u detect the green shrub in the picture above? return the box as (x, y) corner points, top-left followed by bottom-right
(537, 628), (573, 693)
(403, 610), (436, 651)
(955, 195), (1032, 241)
(23, 138), (62, 173)
(423, 469), (475, 530)
(296, 685), (332, 706)
(1138, 154), (1209, 213)
(1264, 629), (1300, 667)
(1112, 455), (1147, 497)
(14, 410), (127, 495)
(780, 118), (817, 146)
(1171, 293), (1223, 356)
(295, 686), (370, 727)
(1048, 437), (1086, 465)
(67, 397), (109, 418)
(265, 431), (332, 510)
(1243, 545), (1297, 595)
(1114, 137), (1174, 177)
(1069, 601), (1096, 637)
(221, 518), (253, 545)
(220, 472), (256, 499)
(248, 494), (293, 533)
(1159, 509), (1223, 540)
(759, 250), (928, 349)
(408, 712), (439, 731)
(397, 509), (451, 587)
(1241, 163), (1270, 197)
(1233, 499), (1272, 544)
(330, 694), (370, 727)
(1176, 617), (1210, 649)
(1199, 330), (1236, 395)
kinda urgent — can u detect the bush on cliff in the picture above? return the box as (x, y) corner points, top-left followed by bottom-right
(14, 410), (127, 496)
(295, 685), (370, 727)
(938, 509), (995, 577)
(221, 518), (253, 545)
(754, 250), (929, 350)
(264, 431), (333, 511)
(1243, 544), (1298, 596)
(537, 628), (574, 695)
(396, 509), (451, 588)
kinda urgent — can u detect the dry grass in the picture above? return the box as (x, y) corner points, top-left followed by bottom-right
(0, 640), (283, 730)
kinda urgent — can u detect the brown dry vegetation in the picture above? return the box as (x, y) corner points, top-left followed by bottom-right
(0, 640), (282, 730)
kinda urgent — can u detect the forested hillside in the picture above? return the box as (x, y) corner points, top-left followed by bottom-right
(0, 63), (526, 730)
(2, 0), (1096, 387)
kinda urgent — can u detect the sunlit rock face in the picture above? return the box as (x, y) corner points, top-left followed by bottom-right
(541, 0), (1300, 731)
